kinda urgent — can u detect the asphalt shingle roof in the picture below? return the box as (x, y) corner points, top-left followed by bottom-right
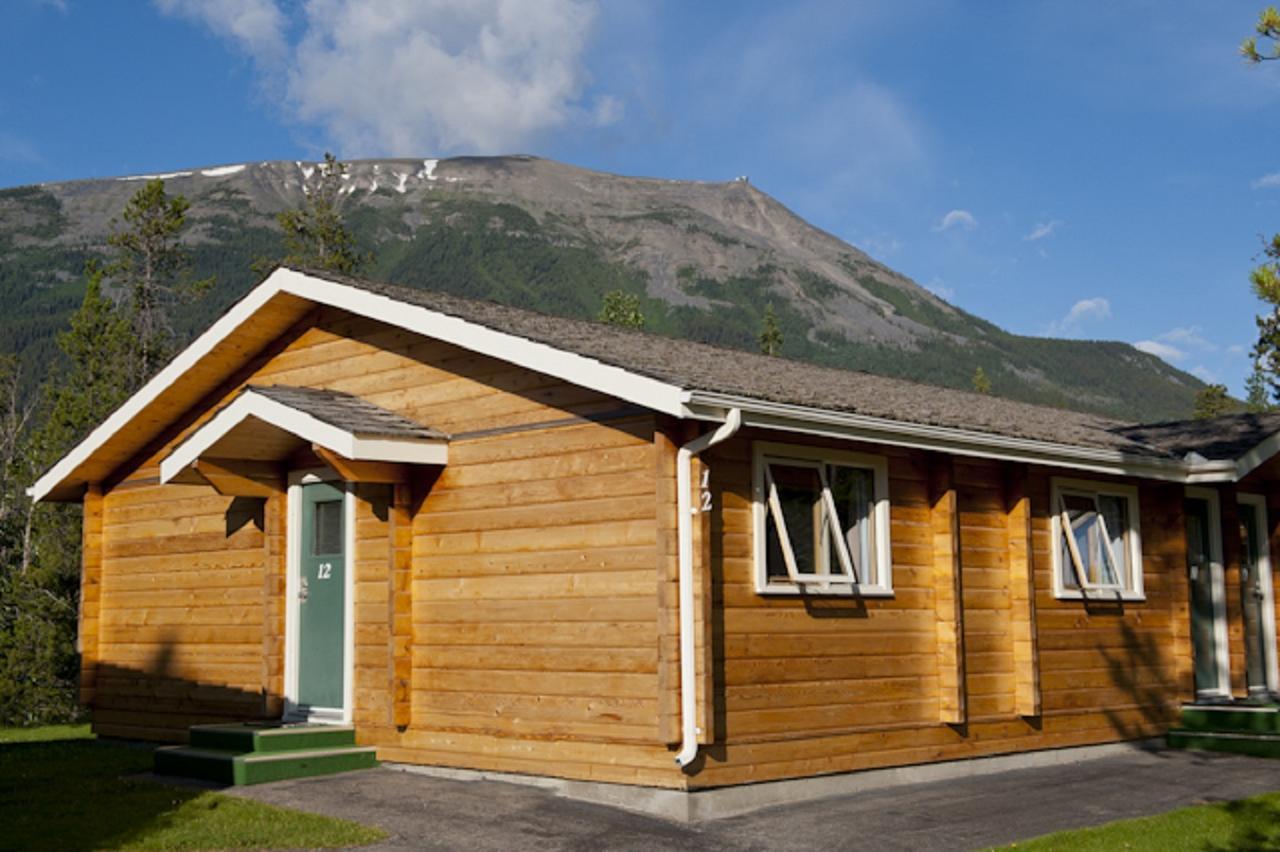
(290, 267), (1277, 463)
(247, 383), (447, 441)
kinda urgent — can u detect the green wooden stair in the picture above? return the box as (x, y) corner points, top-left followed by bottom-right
(154, 723), (378, 785)
(1166, 704), (1280, 759)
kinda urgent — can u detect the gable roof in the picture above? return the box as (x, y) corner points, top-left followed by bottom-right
(28, 266), (1277, 501)
(159, 384), (448, 486)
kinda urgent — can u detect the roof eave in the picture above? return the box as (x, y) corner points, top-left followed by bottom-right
(684, 391), (1215, 484)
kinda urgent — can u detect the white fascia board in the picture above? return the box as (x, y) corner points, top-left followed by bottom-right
(349, 436), (448, 466)
(1234, 430), (1280, 481)
(31, 267), (689, 502)
(29, 276), (291, 502)
(271, 269), (694, 419)
(685, 392), (1212, 484)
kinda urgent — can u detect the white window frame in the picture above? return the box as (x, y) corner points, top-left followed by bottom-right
(1050, 477), (1144, 602)
(752, 441), (892, 597)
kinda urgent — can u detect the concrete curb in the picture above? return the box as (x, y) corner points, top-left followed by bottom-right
(385, 738), (1166, 823)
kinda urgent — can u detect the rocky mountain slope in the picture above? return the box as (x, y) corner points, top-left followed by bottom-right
(0, 155), (1202, 420)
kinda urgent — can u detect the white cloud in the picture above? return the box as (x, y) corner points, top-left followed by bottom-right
(1045, 297), (1110, 336)
(1024, 219), (1061, 241)
(155, 0), (609, 155)
(859, 234), (902, 258)
(1191, 365), (1216, 382)
(1131, 325), (1220, 365)
(1254, 172), (1280, 190)
(154, 0), (286, 61)
(1157, 325), (1215, 351)
(923, 277), (954, 300)
(1134, 339), (1185, 362)
(934, 209), (977, 232)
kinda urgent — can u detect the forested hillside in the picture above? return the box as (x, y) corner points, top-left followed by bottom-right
(0, 156), (1204, 420)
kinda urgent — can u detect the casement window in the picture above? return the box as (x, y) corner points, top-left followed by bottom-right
(752, 442), (892, 596)
(1050, 478), (1144, 601)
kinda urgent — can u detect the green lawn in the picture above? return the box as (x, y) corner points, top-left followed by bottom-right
(1002, 791), (1280, 851)
(0, 724), (386, 851)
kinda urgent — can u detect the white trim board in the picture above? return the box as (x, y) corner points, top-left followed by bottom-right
(1238, 493), (1279, 693)
(158, 388), (447, 484)
(27, 266), (1280, 502)
(1185, 486), (1233, 699)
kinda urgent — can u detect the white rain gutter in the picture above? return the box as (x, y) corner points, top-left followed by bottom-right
(675, 408), (742, 768)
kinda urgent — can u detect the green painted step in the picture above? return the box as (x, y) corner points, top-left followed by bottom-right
(155, 743), (378, 785)
(1166, 729), (1280, 759)
(1177, 705), (1280, 735)
(189, 722), (357, 753)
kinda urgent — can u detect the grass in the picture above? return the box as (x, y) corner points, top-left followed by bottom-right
(1001, 790), (1280, 851)
(0, 724), (385, 851)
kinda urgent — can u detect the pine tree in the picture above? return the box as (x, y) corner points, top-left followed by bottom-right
(0, 264), (138, 724)
(277, 153), (366, 275)
(106, 179), (212, 385)
(1192, 383), (1236, 420)
(759, 303), (783, 356)
(972, 367), (992, 394)
(1246, 366), (1274, 412)
(598, 290), (645, 329)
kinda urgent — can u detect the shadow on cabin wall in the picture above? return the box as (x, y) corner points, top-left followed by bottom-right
(89, 643), (282, 744)
(89, 496), (282, 744)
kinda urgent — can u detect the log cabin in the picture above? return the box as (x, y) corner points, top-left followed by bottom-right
(28, 265), (1280, 791)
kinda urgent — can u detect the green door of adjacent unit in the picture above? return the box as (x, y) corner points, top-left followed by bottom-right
(1185, 497), (1223, 697)
(297, 481), (346, 711)
(1240, 504), (1271, 696)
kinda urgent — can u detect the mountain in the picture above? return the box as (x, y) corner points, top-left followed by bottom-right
(0, 155), (1203, 420)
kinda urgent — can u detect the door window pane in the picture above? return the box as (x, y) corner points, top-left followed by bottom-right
(312, 499), (344, 555)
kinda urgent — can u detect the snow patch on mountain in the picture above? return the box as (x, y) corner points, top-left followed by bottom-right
(201, 164), (247, 177)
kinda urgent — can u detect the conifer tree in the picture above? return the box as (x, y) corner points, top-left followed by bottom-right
(598, 290), (645, 329)
(0, 264), (137, 724)
(106, 179), (212, 385)
(759, 303), (783, 356)
(277, 153), (365, 274)
(1192, 383), (1236, 420)
(972, 367), (992, 394)
(1246, 366), (1274, 412)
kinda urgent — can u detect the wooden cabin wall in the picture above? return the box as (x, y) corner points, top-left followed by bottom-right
(88, 308), (680, 786)
(95, 483), (274, 741)
(693, 431), (1189, 789)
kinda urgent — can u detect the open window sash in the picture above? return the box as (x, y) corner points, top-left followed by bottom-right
(1059, 491), (1124, 595)
(764, 461), (859, 586)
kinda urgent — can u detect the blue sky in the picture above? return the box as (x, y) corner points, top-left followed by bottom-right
(3, 1), (1279, 395)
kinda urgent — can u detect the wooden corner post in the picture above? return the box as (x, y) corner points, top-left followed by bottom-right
(928, 454), (966, 725)
(79, 483), (105, 708)
(1004, 463), (1041, 718)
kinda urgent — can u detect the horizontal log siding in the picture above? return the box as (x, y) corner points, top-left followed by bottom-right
(694, 431), (1189, 788)
(91, 309), (676, 785)
(96, 483), (272, 741)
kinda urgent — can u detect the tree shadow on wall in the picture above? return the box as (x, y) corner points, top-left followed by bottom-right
(1096, 616), (1197, 760)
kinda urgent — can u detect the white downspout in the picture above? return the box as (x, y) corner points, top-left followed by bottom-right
(675, 408), (742, 768)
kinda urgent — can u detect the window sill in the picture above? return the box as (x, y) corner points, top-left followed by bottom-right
(757, 583), (895, 598)
(1054, 589), (1146, 603)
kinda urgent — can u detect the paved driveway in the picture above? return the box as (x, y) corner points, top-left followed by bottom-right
(231, 747), (1280, 851)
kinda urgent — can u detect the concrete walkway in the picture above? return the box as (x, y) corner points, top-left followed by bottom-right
(230, 747), (1280, 850)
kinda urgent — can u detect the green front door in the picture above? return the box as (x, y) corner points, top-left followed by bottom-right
(297, 481), (346, 711)
(1185, 496), (1223, 697)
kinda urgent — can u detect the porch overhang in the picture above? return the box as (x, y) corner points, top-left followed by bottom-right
(159, 385), (447, 494)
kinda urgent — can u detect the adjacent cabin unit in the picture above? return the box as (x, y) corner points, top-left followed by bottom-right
(31, 266), (1280, 790)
